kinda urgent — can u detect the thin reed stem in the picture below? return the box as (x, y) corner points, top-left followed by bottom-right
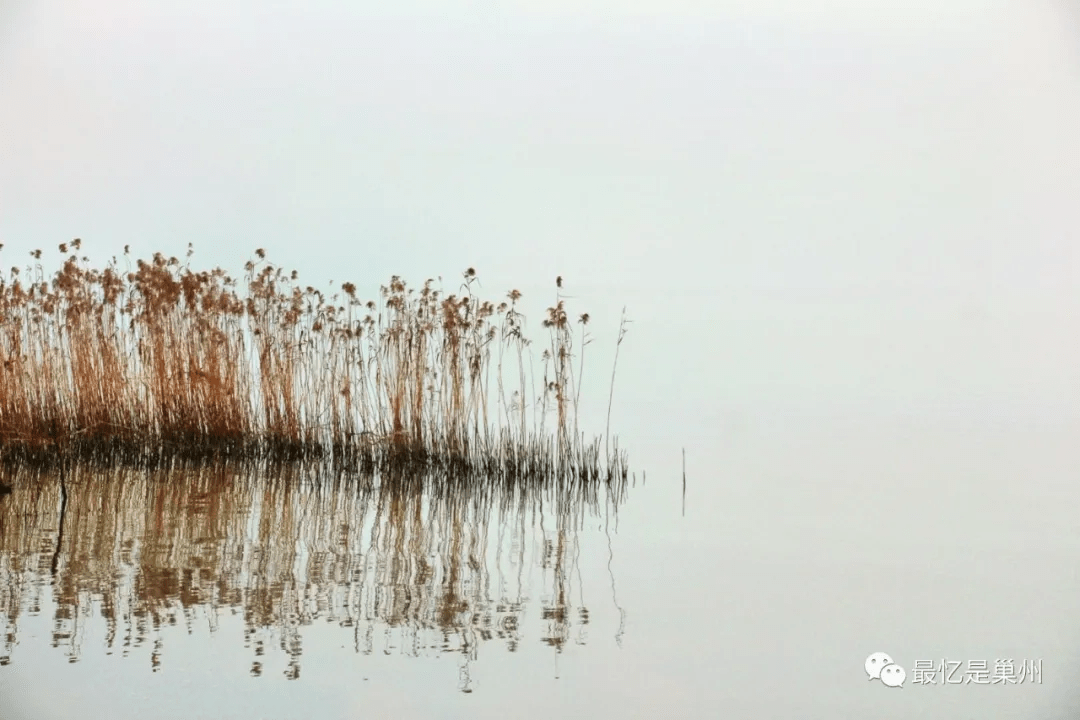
(0, 243), (630, 483)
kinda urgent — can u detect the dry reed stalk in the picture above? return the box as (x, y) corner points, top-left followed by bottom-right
(0, 243), (630, 483)
(605, 307), (630, 467)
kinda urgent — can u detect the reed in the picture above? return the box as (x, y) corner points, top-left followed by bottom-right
(0, 242), (629, 481)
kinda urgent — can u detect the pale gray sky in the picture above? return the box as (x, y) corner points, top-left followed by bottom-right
(1, 0), (1078, 434)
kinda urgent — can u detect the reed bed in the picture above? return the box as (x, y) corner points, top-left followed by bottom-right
(0, 242), (629, 481)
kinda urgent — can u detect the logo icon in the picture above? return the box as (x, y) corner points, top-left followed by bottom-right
(866, 652), (905, 688)
(881, 663), (906, 688)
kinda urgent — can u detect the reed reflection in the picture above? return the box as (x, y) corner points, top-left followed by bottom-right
(0, 461), (629, 681)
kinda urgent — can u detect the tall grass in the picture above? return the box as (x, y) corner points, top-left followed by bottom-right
(0, 242), (629, 481)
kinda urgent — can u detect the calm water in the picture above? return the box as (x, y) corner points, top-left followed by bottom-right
(1, 411), (1078, 718)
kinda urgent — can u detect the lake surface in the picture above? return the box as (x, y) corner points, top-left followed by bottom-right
(1, 409), (1078, 719)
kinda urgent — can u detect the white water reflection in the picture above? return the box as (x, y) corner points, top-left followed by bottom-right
(0, 462), (630, 688)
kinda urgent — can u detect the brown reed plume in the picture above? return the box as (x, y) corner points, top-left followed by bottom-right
(0, 243), (630, 482)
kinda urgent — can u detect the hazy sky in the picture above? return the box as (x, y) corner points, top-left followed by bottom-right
(1, 0), (1078, 432)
